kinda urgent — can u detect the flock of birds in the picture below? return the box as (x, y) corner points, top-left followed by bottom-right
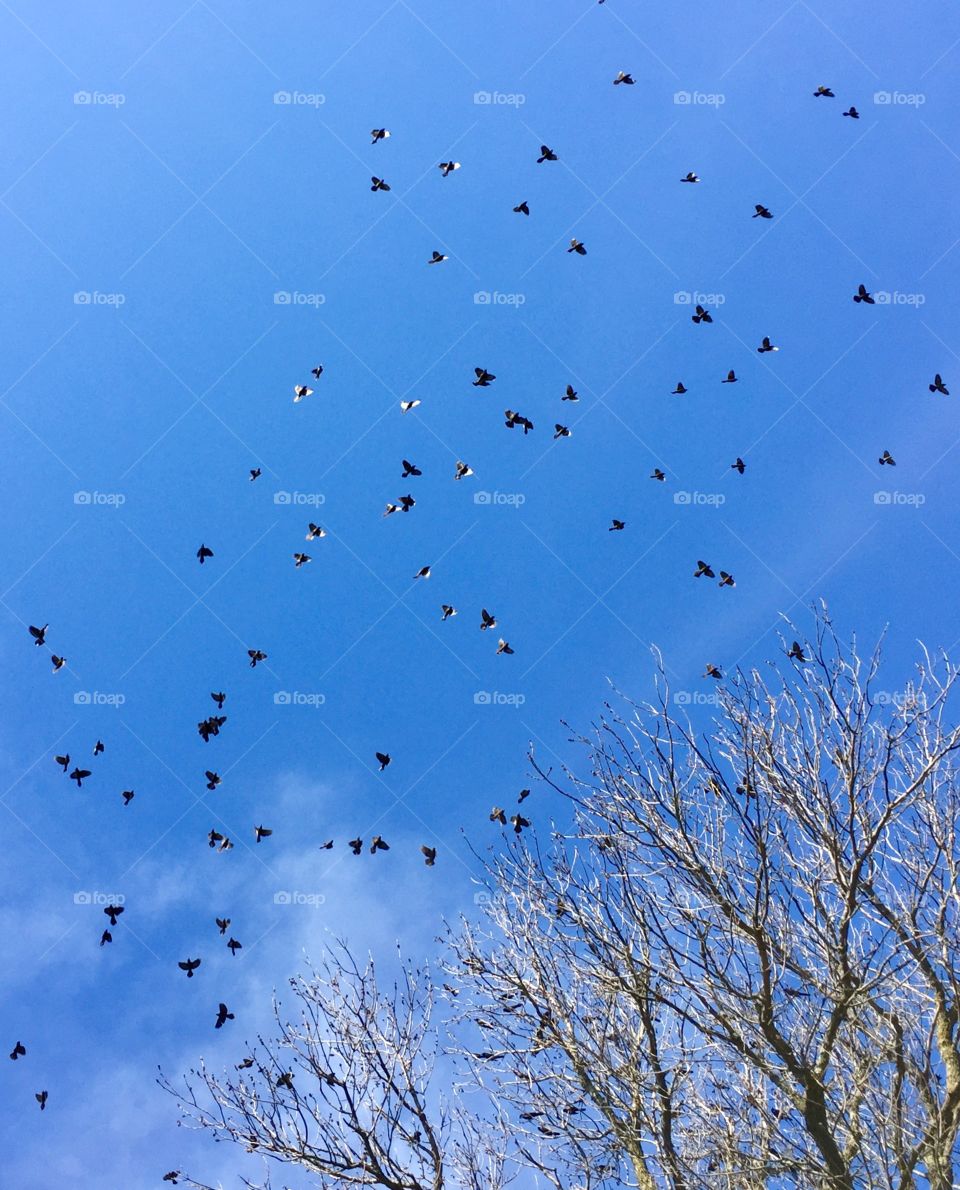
(11, 67), (950, 1186)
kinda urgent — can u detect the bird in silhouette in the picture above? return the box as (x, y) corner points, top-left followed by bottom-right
(69, 768), (91, 788)
(197, 544), (213, 564)
(554, 424), (571, 439)
(399, 494), (416, 512)
(513, 200), (530, 215)
(235, 1057), (254, 1070)
(178, 958), (201, 979)
(537, 145), (557, 163)
(215, 917), (230, 935)
(704, 664), (722, 679)
(197, 715), (226, 742)
(753, 204), (773, 219)
(215, 1003), (234, 1029)
(609, 519), (625, 531)
(320, 839), (333, 850)
(929, 373), (950, 394)
(718, 571), (735, 588)
(371, 128), (390, 143)
(722, 370), (738, 383)
(208, 829), (225, 848)
(401, 459), (422, 479)
(438, 161), (460, 177)
(100, 929), (111, 946)
(51, 655), (65, 672)
(163, 1174), (180, 1184)
(813, 85), (835, 97)
(568, 239), (587, 255)
(842, 106), (859, 118)
(441, 604), (457, 620)
(562, 384), (579, 401)
(879, 450), (896, 466)
(420, 845), (437, 866)
(253, 825), (272, 843)
(103, 905), (123, 926)
(370, 835), (390, 853)
(293, 384), (313, 403)
(311, 365), (324, 380)
(371, 176), (391, 192)
(276, 1072), (295, 1091)
(35, 1091), (47, 1111)
(305, 523), (326, 540)
(681, 172), (700, 183)
(853, 284), (875, 304)
(54, 754), (70, 772)
(490, 806), (507, 824)
(9, 1041), (25, 1060)
(757, 336), (779, 353)
(249, 468), (261, 481)
(497, 638), (515, 655)
(93, 740), (104, 756)
(518, 788), (531, 803)
(454, 460), (474, 481)
(511, 814), (530, 834)
(248, 649), (267, 668)
(400, 399), (421, 413)
(692, 304), (713, 324)
(211, 691), (226, 709)
(348, 837), (363, 855)
(205, 771), (221, 791)
(504, 409), (534, 433)
(613, 71), (635, 84)
(694, 561), (715, 579)
(227, 938), (242, 955)
(473, 367), (496, 387)
(480, 608), (496, 631)
(29, 624), (47, 647)
(651, 468), (666, 481)
(293, 553), (311, 568)
(415, 565), (431, 579)
(788, 641), (807, 662)
(376, 752), (391, 771)
(731, 457), (745, 474)
(672, 381), (687, 395)
(122, 790), (134, 805)
(429, 250), (448, 264)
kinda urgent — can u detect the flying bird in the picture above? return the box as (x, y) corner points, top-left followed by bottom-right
(813, 85), (835, 97)
(370, 176), (391, 192)
(227, 938), (242, 955)
(370, 835), (390, 853)
(249, 468), (261, 481)
(253, 825), (272, 843)
(704, 664), (722, 679)
(93, 740), (104, 756)
(613, 71), (635, 85)
(215, 1003), (234, 1029)
(537, 145), (557, 163)
(400, 399), (421, 413)
(554, 424), (571, 439)
(718, 571), (735, 588)
(473, 367), (496, 387)
(428, 250), (448, 264)
(879, 450), (896, 466)
(376, 752), (391, 771)
(122, 790), (134, 805)
(293, 384), (313, 403)
(504, 409), (534, 433)
(510, 814), (530, 834)
(671, 382), (687, 395)
(929, 374), (950, 395)
(480, 608), (496, 631)
(348, 837), (363, 855)
(694, 561), (715, 579)
(490, 806), (507, 824)
(178, 958), (201, 979)
(197, 544), (214, 564)
(51, 655), (65, 673)
(215, 917), (230, 935)
(842, 106), (859, 118)
(757, 336), (779, 353)
(9, 1041), (25, 1060)
(513, 200), (530, 215)
(211, 691), (226, 709)
(496, 638), (514, 655)
(100, 929), (112, 946)
(414, 565), (431, 579)
(205, 771), (221, 791)
(753, 204), (773, 219)
(651, 468), (665, 481)
(401, 459), (422, 478)
(853, 284), (875, 304)
(681, 172), (700, 183)
(438, 161), (460, 176)
(103, 905), (124, 926)
(691, 304), (713, 324)
(305, 523), (326, 540)
(420, 845), (437, 866)
(563, 385), (578, 401)
(35, 1091), (47, 1111)
(454, 460), (473, 480)
(722, 370), (738, 383)
(788, 641), (807, 662)
(247, 649), (267, 668)
(609, 519), (625, 531)
(371, 128), (390, 143)
(54, 754), (70, 772)
(568, 239), (587, 255)
(311, 365), (324, 380)
(293, 553), (311, 568)
(731, 457), (745, 474)
(29, 624), (47, 647)
(69, 768), (91, 788)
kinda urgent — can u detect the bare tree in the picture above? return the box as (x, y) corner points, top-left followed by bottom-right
(160, 944), (512, 1190)
(170, 613), (960, 1189)
(448, 611), (960, 1189)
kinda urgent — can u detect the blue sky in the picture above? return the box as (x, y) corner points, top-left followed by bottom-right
(2, 0), (959, 1185)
